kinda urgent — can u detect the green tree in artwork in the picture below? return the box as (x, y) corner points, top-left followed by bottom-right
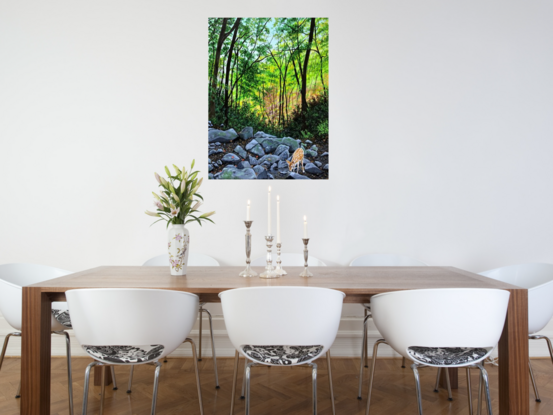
(208, 18), (328, 140)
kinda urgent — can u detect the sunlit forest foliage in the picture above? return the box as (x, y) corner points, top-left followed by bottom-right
(208, 18), (329, 140)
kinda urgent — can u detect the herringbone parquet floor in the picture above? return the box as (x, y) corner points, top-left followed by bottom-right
(1, 357), (552, 415)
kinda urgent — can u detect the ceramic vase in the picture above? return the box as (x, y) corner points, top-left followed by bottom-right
(167, 224), (190, 276)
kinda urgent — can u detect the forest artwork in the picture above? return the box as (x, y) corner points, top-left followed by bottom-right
(208, 18), (329, 180)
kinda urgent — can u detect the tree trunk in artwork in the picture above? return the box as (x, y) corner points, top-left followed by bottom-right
(301, 18), (316, 113)
(224, 18), (241, 125)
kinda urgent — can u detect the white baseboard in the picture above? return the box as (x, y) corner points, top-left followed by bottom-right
(1, 315), (552, 359)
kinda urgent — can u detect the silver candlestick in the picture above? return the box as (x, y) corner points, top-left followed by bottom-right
(259, 235), (279, 278)
(239, 221), (257, 277)
(299, 238), (313, 277)
(274, 242), (287, 275)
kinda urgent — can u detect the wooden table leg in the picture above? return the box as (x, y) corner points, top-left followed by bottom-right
(439, 367), (458, 389)
(94, 365), (113, 386)
(499, 288), (529, 415)
(21, 288), (52, 415)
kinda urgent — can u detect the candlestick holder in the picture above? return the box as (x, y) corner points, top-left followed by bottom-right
(274, 243), (287, 275)
(259, 235), (279, 278)
(299, 238), (313, 278)
(239, 221), (257, 277)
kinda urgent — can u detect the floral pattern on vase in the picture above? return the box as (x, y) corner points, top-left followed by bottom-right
(167, 224), (190, 275)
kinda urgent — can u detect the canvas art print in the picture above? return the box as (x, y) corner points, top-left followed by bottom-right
(208, 18), (329, 180)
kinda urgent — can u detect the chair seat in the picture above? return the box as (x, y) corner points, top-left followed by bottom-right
(407, 346), (488, 366)
(52, 309), (72, 328)
(83, 344), (164, 364)
(243, 345), (323, 365)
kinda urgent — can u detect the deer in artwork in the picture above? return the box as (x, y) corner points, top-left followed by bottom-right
(287, 148), (305, 173)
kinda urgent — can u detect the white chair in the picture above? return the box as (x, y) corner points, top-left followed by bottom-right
(66, 288), (203, 415)
(251, 253), (327, 267)
(480, 263), (553, 402)
(350, 254), (427, 399)
(142, 252), (220, 389)
(366, 288), (510, 415)
(0, 263), (75, 415)
(220, 286), (344, 415)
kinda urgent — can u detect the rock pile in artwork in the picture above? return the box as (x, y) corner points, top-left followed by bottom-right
(208, 123), (328, 180)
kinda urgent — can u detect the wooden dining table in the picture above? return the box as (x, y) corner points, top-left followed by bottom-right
(21, 265), (528, 414)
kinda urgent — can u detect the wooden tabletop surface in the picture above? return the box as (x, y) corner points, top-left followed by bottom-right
(30, 265), (521, 303)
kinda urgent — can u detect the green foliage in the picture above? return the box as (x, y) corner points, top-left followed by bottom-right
(145, 161), (215, 228)
(284, 95), (329, 140)
(317, 120), (329, 137)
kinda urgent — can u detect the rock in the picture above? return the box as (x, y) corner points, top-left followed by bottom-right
(222, 153), (240, 163)
(208, 128), (238, 143)
(275, 144), (288, 156)
(239, 127), (254, 140)
(321, 152), (329, 157)
(305, 140), (313, 145)
(216, 148), (224, 154)
(234, 145), (247, 159)
(208, 120), (213, 128)
(323, 164), (329, 170)
(253, 165), (265, 176)
(270, 162), (278, 171)
(287, 172), (311, 180)
(208, 173), (214, 179)
(310, 145), (318, 152)
(257, 169), (269, 180)
(245, 139), (259, 151)
(249, 155), (258, 166)
(304, 163), (322, 174)
(233, 168), (257, 180)
(278, 160), (288, 170)
(214, 142), (222, 146)
(242, 161), (251, 168)
(259, 155), (280, 165)
(314, 161), (322, 167)
(262, 161), (270, 168)
(237, 162), (244, 169)
(281, 137), (299, 152)
(305, 149), (317, 158)
(268, 174), (274, 179)
(208, 149), (217, 156)
(217, 160), (222, 166)
(279, 150), (290, 161)
(249, 143), (265, 157)
(261, 138), (280, 153)
(254, 131), (276, 139)
(208, 164), (213, 172)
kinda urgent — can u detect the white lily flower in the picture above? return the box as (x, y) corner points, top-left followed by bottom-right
(170, 207), (180, 217)
(145, 210), (161, 217)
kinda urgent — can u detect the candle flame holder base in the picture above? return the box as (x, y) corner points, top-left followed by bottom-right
(274, 243), (287, 275)
(260, 235), (280, 279)
(299, 238), (313, 278)
(239, 221), (257, 277)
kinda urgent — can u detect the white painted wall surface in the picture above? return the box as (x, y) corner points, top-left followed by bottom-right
(1, 0), (553, 357)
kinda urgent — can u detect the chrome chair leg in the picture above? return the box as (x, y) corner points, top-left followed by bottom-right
(55, 331), (74, 415)
(245, 361), (254, 415)
(198, 305), (204, 361)
(185, 338), (204, 415)
(411, 363), (424, 415)
(230, 351), (240, 415)
(82, 361), (98, 415)
(309, 362), (318, 415)
(444, 367), (453, 401)
(0, 332), (21, 398)
(357, 314), (370, 399)
(151, 361), (162, 415)
(326, 351), (336, 415)
(111, 366), (118, 390)
(477, 363), (492, 415)
(127, 365), (134, 393)
(529, 360), (541, 402)
(466, 367), (473, 415)
(434, 367), (441, 392)
(364, 308), (369, 368)
(203, 307), (220, 388)
(364, 339), (386, 415)
(241, 357), (247, 399)
(100, 365), (106, 415)
(477, 370), (483, 415)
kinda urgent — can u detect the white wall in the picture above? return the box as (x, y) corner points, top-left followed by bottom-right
(1, 0), (553, 357)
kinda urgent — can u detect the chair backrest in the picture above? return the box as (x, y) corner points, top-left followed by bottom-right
(66, 288), (198, 362)
(349, 254), (427, 266)
(480, 263), (553, 334)
(370, 288), (510, 364)
(143, 253), (220, 266)
(0, 263), (71, 331)
(220, 286), (344, 362)
(251, 253), (327, 267)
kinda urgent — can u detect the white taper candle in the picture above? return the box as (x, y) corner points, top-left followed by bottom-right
(277, 195), (281, 243)
(247, 200), (251, 221)
(268, 187), (271, 235)
(303, 215), (308, 238)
